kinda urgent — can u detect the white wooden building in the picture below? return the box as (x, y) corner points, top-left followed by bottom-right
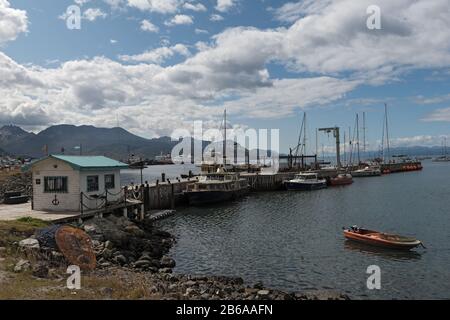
(25, 155), (129, 212)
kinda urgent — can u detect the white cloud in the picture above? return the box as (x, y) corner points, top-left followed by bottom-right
(103, 0), (125, 10)
(119, 44), (190, 64)
(110, 39), (118, 44)
(2, 0), (450, 139)
(127, 0), (181, 14)
(183, 2), (207, 12)
(83, 8), (107, 21)
(209, 14), (224, 22)
(423, 108), (450, 122)
(0, 0), (28, 44)
(195, 28), (209, 35)
(164, 14), (194, 26)
(390, 135), (450, 147)
(215, 0), (236, 12)
(140, 19), (159, 33)
(272, 0), (333, 23)
(75, 0), (91, 6)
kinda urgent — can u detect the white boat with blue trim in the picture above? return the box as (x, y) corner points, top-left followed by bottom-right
(284, 173), (327, 191)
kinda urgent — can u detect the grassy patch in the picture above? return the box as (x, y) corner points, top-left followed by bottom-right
(0, 218), (49, 248)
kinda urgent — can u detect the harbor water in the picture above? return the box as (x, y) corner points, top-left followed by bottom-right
(122, 161), (450, 299)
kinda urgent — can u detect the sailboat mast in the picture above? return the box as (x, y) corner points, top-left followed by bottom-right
(363, 112), (366, 155)
(223, 109), (227, 166)
(315, 128), (318, 159)
(385, 103), (390, 161)
(303, 113), (307, 155)
(344, 131), (347, 166)
(356, 114), (360, 164)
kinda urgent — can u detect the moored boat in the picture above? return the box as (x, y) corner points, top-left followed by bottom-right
(351, 166), (381, 177)
(329, 173), (353, 186)
(284, 173), (327, 191)
(184, 172), (249, 206)
(344, 226), (422, 250)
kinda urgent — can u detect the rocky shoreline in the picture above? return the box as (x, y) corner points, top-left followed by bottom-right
(3, 214), (349, 300)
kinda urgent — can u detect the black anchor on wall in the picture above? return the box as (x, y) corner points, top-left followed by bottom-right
(52, 195), (60, 206)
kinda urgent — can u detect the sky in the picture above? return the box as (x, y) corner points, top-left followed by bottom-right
(1, 0), (450, 153)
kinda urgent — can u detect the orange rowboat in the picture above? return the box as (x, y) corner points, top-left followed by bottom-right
(344, 227), (422, 250)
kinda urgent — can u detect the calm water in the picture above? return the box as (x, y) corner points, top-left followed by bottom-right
(124, 162), (450, 299)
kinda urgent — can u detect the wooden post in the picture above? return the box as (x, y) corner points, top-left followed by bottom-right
(156, 180), (161, 209)
(170, 183), (175, 209)
(80, 192), (84, 214)
(140, 204), (145, 221)
(144, 183), (150, 213)
(122, 207), (127, 218)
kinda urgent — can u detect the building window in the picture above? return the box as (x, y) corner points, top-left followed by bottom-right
(105, 174), (115, 189)
(87, 176), (99, 192)
(44, 176), (68, 193)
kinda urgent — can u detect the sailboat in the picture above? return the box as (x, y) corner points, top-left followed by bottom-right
(433, 138), (450, 162)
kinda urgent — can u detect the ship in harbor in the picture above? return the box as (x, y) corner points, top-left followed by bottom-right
(352, 165), (382, 177)
(184, 171), (250, 206)
(284, 172), (327, 191)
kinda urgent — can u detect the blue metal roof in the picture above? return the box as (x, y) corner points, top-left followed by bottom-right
(24, 155), (129, 171)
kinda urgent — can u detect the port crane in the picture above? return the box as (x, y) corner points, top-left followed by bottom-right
(318, 126), (342, 169)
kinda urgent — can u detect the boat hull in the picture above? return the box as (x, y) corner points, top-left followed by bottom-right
(185, 188), (249, 206)
(351, 171), (381, 177)
(284, 181), (327, 191)
(344, 230), (421, 250)
(329, 176), (353, 186)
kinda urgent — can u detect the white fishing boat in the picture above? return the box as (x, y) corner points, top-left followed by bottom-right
(351, 166), (381, 177)
(284, 172), (327, 191)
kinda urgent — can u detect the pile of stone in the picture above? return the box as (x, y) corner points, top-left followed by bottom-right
(81, 215), (176, 273)
(0, 173), (31, 202)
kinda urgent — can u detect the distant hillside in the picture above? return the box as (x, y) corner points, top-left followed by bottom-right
(0, 125), (179, 160)
(0, 124), (446, 160)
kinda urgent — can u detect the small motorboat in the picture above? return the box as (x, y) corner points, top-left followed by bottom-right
(284, 173), (327, 191)
(344, 226), (423, 250)
(329, 173), (353, 186)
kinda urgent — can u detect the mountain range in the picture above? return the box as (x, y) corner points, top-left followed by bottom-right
(0, 124), (446, 161)
(0, 124), (179, 161)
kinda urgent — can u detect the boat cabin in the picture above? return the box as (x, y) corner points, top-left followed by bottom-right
(294, 173), (320, 181)
(186, 173), (248, 192)
(24, 155), (129, 212)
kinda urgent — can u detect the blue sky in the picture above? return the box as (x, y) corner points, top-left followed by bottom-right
(1, 0), (450, 153)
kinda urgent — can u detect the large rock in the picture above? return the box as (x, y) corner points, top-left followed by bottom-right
(32, 262), (49, 278)
(160, 256), (176, 268)
(18, 238), (40, 250)
(14, 259), (31, 273)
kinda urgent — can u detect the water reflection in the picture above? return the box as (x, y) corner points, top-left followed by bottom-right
(344, 241), (423, 261)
